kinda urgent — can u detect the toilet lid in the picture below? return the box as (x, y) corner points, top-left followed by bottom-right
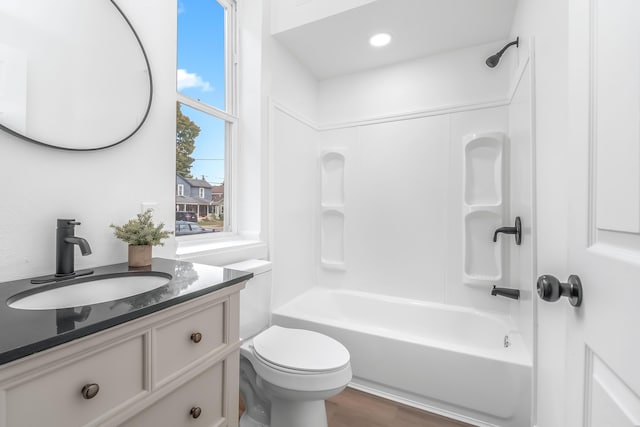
(252, 326), (350, 372)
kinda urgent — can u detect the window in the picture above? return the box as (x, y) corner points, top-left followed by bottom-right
(177, 184), (184, 196)
(176, 0), (236, 234)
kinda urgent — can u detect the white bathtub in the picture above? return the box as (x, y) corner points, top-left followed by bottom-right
(272, 287), (531, 427)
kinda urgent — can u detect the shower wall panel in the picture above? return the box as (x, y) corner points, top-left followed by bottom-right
(317, 116), (450, 302)
(271, 108), (319, 309)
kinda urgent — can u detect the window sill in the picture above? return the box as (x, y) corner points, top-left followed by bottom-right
(175, 233), (268, 266)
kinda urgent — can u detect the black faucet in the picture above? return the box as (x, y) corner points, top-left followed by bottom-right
(31, 219), (94, 284)
(491, 285), (520, 300)
(56, 219), (92, 276)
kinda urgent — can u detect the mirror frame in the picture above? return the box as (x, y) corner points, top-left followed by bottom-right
(0, 0), (153, 151)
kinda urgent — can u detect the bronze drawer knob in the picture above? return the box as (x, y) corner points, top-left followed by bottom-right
(190, 406), (202, 419)
(190, 332), (203, 343)
(81, 383), (100, 400)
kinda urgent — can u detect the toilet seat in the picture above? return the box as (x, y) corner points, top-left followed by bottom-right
(252, 326), (350, 373)
(242, 326), (352, 393)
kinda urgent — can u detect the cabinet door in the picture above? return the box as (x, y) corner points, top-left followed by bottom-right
(4, 335), (145, 427)
(119, 361), (227, 427)
(154, 300), (227, 387)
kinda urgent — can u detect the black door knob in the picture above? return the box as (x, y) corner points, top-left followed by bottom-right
(536, 274), (583, 307)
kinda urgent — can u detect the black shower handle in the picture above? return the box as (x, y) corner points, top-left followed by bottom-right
(493, 216), (522, 245)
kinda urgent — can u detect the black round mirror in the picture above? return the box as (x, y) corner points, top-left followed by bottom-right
(0, 0), (152, 150)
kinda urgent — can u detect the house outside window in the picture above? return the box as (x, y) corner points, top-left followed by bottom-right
(176, 0), (236, 235)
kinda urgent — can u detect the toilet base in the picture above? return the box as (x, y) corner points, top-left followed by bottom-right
(239, 412), (269, 427)
(241, 398), (328, 427)
(270, 397), (328, 427)
(240, 400), (327, 427)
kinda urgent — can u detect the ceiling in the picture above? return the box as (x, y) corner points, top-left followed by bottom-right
(272, 0), (518, 80)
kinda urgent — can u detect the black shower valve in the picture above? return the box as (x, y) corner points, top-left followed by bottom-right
(493, 217), (522, 245)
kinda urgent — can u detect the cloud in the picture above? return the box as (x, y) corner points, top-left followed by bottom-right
(177, 69), (213, 92)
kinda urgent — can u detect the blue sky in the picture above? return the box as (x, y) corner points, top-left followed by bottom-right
(177, 0), (226, 185)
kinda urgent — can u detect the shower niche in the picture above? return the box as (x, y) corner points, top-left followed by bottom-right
(463, 132), (506, 285)
(320, 150), (346, 270)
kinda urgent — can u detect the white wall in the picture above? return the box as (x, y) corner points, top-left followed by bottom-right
(318, 42), (512, 125)
(0, 0), (177, 283)
(268, 40), (318, 120)
(237, 0), (266, 240)
(509, 1), (570, 426)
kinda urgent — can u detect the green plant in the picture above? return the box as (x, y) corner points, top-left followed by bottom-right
(110, 209), (173, 246)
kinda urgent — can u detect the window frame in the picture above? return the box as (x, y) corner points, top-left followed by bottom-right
(176, 0), (238, 238)
(177, 183), (184, 196)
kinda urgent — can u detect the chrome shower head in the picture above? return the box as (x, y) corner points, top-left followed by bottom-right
(486, 37), (519, 68)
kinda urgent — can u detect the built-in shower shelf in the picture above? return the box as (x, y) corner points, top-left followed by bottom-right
(462, 132), (506, 286)
(321, 204), (344, 211)
(321, 150), (345, 206)
(463, 204), (502, 215)
(320, 260), (347, 271)
(320, 150), (346, 270)
(464, 133), (504, 206)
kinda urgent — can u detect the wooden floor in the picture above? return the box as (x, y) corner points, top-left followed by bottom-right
(240, 387), (473, 427)
(326, 387), (473, 427)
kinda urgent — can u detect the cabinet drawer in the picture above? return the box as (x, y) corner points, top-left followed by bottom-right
(154, 300), (226, 385)
(5, 334), (145, 427)
(119, 361), (226, 427)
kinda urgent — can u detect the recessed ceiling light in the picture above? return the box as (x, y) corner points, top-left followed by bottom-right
(369, 33), (391, 47)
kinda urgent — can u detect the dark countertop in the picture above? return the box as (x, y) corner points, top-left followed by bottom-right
(0, 258), (252, 366)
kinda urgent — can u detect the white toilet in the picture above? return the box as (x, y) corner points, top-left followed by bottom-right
(224, 260), (352, 427)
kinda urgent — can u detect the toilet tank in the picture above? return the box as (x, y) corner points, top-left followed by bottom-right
(223, 259), (272, 340)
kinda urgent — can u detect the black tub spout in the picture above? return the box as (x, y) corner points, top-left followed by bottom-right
(491, 286), (520, 300)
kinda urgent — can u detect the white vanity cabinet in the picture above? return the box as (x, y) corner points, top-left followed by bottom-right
(0, 282), (244, 427)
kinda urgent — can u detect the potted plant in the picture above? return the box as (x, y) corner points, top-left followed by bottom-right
(110, 209), (172, 267)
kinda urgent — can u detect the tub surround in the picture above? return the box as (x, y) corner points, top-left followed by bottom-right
(0, 258), (252, 365)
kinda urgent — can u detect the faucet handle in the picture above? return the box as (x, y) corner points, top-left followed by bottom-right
(57, 219), (80, 228)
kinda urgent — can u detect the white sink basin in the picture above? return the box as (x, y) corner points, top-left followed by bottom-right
(8, 273), (172, 310)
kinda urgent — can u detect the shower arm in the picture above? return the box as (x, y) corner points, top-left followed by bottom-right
(494, 38), (519, 58)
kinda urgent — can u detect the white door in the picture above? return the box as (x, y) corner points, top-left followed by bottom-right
(557, 0), (640, 425)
